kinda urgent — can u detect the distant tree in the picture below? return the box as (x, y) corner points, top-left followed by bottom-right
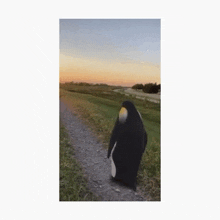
(94, 83), (109, 86)
(132, 84), (144, 90)
(143, 83), (152, 93)
(78, 82), (91, 86)
(157, 84), (161, 92)
(149, 85), (158, 93)
(143, 83), (160, 94)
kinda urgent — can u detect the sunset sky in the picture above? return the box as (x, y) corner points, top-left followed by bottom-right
(59, 19), (160, 86)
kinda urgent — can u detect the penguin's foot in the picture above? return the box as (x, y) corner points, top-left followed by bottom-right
(110, 176), (137, 191)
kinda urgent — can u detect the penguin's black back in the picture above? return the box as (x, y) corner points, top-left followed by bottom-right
(113, 132), (144, 185)
(108, 100), (147, 190)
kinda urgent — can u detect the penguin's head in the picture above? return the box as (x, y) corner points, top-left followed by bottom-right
(118, 100), (136, 124)
(119, 107), (128, 123)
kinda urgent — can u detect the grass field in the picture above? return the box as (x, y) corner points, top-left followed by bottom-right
(60, 123), (99, 201)
(60, 83), (161, 201)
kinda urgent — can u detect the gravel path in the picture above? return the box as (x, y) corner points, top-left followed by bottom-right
(60, 100), (150, 201)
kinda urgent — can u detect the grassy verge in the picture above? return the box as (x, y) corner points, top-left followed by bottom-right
(60, 83), (160, 201)
(60, 123), (99, 201)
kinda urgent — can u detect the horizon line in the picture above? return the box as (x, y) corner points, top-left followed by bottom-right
(59, 79), (161, 87)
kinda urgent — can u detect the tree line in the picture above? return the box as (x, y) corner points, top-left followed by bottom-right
(132, 83), (161, 94)
(64, 82), (109, 87)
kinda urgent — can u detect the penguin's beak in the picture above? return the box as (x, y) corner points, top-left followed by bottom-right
(119, 107), (128, 123)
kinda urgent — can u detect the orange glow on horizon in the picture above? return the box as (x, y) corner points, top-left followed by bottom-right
(59, 53), (160, 87)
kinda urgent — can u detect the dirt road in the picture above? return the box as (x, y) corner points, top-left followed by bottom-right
(114, 88), (160, 103)
(60, 100), (150, 201)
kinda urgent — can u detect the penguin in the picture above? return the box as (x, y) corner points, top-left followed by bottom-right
(107, 100), (147, 190)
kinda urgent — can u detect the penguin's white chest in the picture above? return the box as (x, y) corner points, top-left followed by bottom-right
(110, 142), (117, 178)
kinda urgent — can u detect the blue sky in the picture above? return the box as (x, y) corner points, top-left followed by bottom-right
(60, 19), (161, 86)
(60, 19), (160, 64)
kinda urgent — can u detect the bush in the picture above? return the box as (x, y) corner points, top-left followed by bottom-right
(132, 84), (144, 90)
(143, 83), (160, 94)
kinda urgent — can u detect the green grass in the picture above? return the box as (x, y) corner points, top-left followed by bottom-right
(60, 123), (99, 201)
(60, 83), (160, 201)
